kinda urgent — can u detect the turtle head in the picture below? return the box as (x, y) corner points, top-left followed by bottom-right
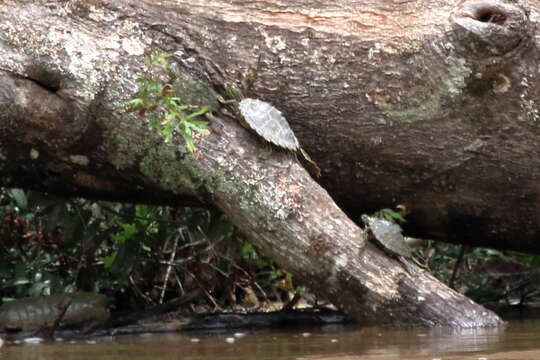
(224, 83), (245, 102)
(361, 215), (373, 242)
(361, 215), (371, 227)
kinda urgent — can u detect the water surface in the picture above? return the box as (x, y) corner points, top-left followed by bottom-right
(1, 310), (540, 360)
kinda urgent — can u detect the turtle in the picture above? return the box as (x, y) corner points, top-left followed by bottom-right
(222, 95), (321, 177)
(361, 215), (422, 274)
(238, 98), (300, 151)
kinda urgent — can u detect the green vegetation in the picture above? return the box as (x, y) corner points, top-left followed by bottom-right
(371, 207), (407, 224)
(422, 243), (540, 307)
(0, 189), (300, 311)
(2, 193), (540, 310)
(126, 52), (210, 152)
(367, 207), (540, 307)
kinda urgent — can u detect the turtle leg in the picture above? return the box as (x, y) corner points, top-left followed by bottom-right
(411, 256), (430, 271)
(299, 148), (321, 178)
(217, 97), (237, 105)
(258, 143), (273, 159)
(399, 256), (420, 275)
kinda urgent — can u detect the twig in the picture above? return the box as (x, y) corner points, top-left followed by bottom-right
(38, 296), (72, 340)
(160, 229), (181, 304)
(130, 275), (155, 304)
(449, 245), (468, 290)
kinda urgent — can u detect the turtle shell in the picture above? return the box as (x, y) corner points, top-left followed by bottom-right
(362, 216), (412, 258)
(238, 98), (300, 151)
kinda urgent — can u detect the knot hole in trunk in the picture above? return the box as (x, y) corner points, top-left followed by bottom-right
(475, 7), (506, 24)
(449, 0), (532, 56)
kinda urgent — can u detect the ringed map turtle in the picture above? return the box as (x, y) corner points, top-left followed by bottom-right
(236, 98), (320, 176)
(238, 98), (300, 151)
(361, 215), (421, 274)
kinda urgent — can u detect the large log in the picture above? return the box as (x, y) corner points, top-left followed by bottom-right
(1, 0), (537, 253)
(1, 0), (533, 327)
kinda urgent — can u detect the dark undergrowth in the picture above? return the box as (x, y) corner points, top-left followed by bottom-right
(1, 188), (539, 314)
(0, 188), (306, 313)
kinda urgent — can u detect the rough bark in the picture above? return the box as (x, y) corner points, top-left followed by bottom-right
(0, 0), (537, 253)
(1, 0), (534, 327)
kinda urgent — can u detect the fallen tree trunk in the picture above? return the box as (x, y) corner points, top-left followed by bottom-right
(0, 0), (530, 327)
(0, 0), (537, 253)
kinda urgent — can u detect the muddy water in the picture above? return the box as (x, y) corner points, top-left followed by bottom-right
(1, 312), (540, 360)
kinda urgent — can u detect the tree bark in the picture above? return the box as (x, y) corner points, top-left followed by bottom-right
(1, 0), (535, 327)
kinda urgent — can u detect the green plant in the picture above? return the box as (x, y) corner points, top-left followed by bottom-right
(0, 189), (176, 301)
(126, 51), (210, 152)
(371, 207), (407, 223)
(0, 190), (108, 299)
(0, 187), (317, 310)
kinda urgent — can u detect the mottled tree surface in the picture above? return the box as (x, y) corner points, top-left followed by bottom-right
(1, 0), (538, 327)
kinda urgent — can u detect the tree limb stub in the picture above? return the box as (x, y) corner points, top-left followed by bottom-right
(0, 0), (515, 327)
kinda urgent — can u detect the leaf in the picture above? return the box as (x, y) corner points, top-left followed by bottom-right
(103, 252), (117, 269)
(149, 51), (173, 66)
(135, 204), (153, 220)
(141, 243), (151, 252)
(389, 212), (407, 223)
(372, 208), (407, 223)
(187, 119), (209, 128)
(12, 278), (30, 286)
(28, 281), (51, 297)
(241, 241), (253, 254)
(112, 223), (138, 245)
(182, 128), (195, 152)
(168, 98), (189, 111)
(185, 106), (209, 120)
(8, 188), (27, 209)
(126, 98), (144, 108)
(191, 124), (210, 135)
(185, 138), (196, 153)
(169, 97), (183, 104)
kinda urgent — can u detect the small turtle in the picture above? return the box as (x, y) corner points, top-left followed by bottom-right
(238, 98), (300, 151)
(361, 215), (421, 274)
(229, 96), (320, 177)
